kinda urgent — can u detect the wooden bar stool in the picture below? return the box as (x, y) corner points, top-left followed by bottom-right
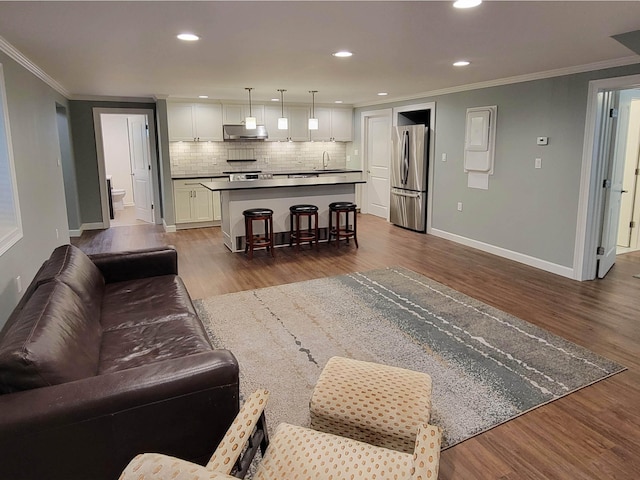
(243, 208), (275, 260)
(289, 204), (319, 251)
(328, 201), (358, 248)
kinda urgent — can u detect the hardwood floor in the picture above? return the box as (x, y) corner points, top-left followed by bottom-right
(72, 214), (640, 480)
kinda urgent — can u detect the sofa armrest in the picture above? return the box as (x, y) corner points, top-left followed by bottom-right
(89, 246), (178, 283)
(0, 350), (239, 480)
(0, 349), (238, 435)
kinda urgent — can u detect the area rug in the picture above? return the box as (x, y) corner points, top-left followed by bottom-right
(195, 266), (625, 448)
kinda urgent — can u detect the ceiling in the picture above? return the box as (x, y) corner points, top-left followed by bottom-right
(0, 1), (639, 106)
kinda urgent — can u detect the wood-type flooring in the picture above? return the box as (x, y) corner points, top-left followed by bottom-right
(72, 214), (640, 480)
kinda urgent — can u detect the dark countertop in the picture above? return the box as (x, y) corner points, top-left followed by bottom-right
(172, 169), (362, 180)
(201, 175), (366, 191)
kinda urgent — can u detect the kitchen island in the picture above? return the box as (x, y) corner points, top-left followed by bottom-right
(201, 174), (365, 252)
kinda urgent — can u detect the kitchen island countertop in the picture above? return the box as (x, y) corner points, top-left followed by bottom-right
(201, 174), (365, 192)
(172, 169), (362, 180)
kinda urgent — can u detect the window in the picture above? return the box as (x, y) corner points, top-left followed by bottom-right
(0, 64), (22, 255)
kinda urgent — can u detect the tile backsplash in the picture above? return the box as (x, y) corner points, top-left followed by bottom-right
(170, 141), (347, 176)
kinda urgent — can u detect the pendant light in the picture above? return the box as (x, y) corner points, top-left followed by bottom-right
(277, 89), (288, 130)
(245, 87), (256, 130)
(308, 90), (319, 130)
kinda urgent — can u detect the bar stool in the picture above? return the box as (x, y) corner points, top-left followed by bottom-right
(243, 208), (275, 260)
(328, 201), (358, 248)
(289, 204), (319, 251)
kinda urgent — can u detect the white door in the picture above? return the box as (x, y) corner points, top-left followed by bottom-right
(365, 114), (392, 219)
(597, 91), (622, 278)
(128, 116), (154, 223)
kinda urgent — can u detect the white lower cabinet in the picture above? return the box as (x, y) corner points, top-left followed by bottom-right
(174, 179), (215, 225)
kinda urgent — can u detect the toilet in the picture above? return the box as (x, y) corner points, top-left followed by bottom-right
(111, 188), (126, 211)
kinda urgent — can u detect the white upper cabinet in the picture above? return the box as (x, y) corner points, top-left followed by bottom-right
(194, 104), (223, 141)
(264, 105), (310, 142)
(168, 103), (222, 141)
(309, 107), (353, 142)
(222, 104), (265, 125)
(330, 108), (353, 142)
(288, 106), (311, 142)
(264, 105), (289, 142)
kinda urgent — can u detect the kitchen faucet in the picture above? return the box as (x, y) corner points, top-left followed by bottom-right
(322, 151), (330, 169)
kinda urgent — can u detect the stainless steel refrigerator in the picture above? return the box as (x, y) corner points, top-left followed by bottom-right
(390, 124), (427, 232)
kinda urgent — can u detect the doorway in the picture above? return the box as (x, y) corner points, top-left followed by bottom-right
(575, 74), (640, 280)
(616, 93), (640, 254)
(93, 108), (159, 228)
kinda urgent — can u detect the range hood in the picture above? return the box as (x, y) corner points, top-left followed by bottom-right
(223, 124), (268, 141)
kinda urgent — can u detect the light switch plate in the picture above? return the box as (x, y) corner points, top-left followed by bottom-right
(535, 158), (542, 169)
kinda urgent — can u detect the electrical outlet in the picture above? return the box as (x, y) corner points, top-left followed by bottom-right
(535, 158), (542, 169)
(354, 149), (359, 155)
(457, 202), (463, 212)
(442, 153), (447, 162)
(346, 155), (351, 162)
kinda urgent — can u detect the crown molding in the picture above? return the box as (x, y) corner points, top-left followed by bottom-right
(354, 55), (640, 108)
(0, 35), (70, 98)
(69, 94), (156, 103)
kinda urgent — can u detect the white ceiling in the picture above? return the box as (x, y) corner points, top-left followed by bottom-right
(0, 1), (639, 106)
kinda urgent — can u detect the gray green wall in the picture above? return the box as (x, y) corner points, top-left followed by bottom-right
(155, 99), (174, 227)
(355, 63), (640, 270)
(69, 99), (156, 225)
(0, 52), (71, 327)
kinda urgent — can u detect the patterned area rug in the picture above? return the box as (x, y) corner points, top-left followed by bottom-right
(195, 266), (625, 449)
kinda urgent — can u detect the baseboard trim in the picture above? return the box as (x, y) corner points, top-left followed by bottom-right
(430, 228), (575, 279)
(163, 220), (177, 233)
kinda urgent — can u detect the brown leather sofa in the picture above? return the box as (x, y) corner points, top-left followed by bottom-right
(0, 244), (239, 480)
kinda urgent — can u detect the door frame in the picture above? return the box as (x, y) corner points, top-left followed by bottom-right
(93, 108), (160, 227)
(392, 102), (436, 233)
(574, 73), (640, 280)
(361, 108), (392, 218)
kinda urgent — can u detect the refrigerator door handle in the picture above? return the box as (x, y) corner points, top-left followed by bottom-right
(391, 188), (421, 199)
(402, 130), (410, 185)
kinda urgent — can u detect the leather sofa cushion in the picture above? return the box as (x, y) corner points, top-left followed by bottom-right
(0, 281), (102, 393)
(100, 275), (199, 331)
(98, 317), (212, 374)
(34, 244), (105, 319)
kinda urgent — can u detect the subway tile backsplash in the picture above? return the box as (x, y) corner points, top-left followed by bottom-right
(169, 141), (347, 176)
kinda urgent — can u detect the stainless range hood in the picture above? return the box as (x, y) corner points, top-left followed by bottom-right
(223, 124), (268, 141)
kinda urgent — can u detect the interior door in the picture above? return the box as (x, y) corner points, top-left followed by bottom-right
(597, 91), (622, 278)
(366, 115), (391, 219)
(128, 116), (154, 223)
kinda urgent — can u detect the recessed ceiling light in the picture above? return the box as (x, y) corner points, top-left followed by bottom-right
(377, 92), (388, 96)
(333, 51), (353, 58)
(453, 0), (482, 9)
(453, 60), (471, 67)
(334, 100), (343, 104)
(198, 95), (209, 98)
(177, 33), (199, 41)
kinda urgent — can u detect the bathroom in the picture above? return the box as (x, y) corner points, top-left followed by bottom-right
(101, 113), (152, 226)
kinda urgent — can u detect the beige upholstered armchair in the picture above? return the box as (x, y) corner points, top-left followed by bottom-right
(119, 389), (443, 480)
